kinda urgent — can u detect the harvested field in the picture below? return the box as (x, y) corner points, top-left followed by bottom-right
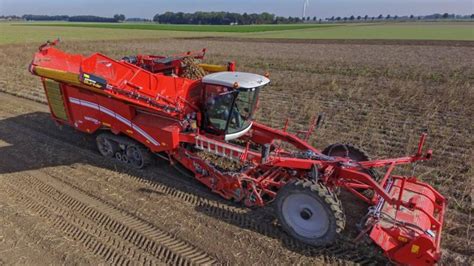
(0, 38), (472, 264)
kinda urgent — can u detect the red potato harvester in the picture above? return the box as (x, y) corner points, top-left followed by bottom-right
(30, 40), (446, 265)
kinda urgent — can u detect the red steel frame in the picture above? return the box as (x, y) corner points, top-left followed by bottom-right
(31, 42), (446, 265)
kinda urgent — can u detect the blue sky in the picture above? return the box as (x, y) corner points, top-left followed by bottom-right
(1, 0), (473, 18)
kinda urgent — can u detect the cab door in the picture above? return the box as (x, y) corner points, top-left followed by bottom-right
(201, 84), (235, 136)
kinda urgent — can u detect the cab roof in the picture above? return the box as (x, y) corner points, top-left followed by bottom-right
(202, 71), (270, 89)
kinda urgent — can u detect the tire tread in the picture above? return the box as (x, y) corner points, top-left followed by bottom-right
(275, 179), (346, 246)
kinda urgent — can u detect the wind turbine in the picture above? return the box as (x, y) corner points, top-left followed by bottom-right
(302, 0), (310, 19)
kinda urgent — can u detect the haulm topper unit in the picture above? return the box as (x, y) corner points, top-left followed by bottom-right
(30, 40), (446, 265)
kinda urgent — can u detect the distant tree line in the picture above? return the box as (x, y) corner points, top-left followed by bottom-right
(22, 14), (69, 21)
(1, 12), (473, 24)
(68, 16), (117, 22)
(20, 14), (126, 22)
(125, 17), (152, 22)
(0, 15), (22, 20)
(151, 11), (474, 24)
(153, 11), (304, 24)
(152, 11), (474, 24)
(325, 13), (474, 22)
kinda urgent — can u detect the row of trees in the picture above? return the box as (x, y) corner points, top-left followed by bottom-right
(326, 14), (402, 21)
(125, 17), (152, 22)
(21, 14), (126, 22)
(153, 11), (474, 24)
(325, 13), (474, 22)
(3, 12), (473, 24)
(153, 12), (280, 25)
(0, 15), (22, 20)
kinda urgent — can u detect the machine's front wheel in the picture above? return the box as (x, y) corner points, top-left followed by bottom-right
(275, 180), (345, 246)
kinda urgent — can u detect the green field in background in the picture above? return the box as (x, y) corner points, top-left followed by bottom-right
(1, 22), (472, 44)
(250, 23), (474, 40)
(14, 22), (335, 32)
(0, 23), (230, 44)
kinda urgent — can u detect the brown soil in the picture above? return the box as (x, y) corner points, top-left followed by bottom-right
(185, 36), (474, 47)
(0, 37), (472, 265)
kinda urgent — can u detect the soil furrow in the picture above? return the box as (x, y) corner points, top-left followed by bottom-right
(0, 155), (218, 265)
(0, 183), (133, 265)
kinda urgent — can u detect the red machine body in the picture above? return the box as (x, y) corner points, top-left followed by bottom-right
(30, 41), (446, 265)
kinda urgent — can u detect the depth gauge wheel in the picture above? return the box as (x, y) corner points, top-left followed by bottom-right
(322, 143), (370, 161)
(96, 134), (118, 158)
(322, 143), (380, 197)
(275, 180), (345, 246)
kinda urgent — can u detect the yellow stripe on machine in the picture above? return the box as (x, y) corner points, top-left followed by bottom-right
(34, 66), (109, 96)
(198, 64), (227, 73)
(34, 66), (82, 86)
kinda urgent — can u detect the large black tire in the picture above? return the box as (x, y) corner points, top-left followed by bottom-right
(275, 180), (345, 246)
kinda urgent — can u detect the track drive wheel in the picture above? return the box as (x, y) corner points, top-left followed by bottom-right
(275, 180), (345, 246)
(126, 143), (152, 169)
(96, 133), (118, 158)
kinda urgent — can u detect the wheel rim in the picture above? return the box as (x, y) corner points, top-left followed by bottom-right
(282, 193), (329, 238)
(127, 146), (144, 168)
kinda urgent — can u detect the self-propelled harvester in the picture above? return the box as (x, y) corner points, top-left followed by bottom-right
(30, 40), (446, 265)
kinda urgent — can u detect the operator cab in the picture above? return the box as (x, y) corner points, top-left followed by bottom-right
(201, 72), (270, 140)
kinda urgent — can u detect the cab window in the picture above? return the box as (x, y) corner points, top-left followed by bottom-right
(203, 85), (235, 133)
(227, 88), (258, 134)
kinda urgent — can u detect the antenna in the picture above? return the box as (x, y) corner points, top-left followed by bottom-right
(302, 0), (310, 19)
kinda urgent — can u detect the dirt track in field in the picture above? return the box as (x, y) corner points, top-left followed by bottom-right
(0, 37), (472, 265)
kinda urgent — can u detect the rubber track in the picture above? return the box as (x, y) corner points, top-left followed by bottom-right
(0, 96), (388, 264)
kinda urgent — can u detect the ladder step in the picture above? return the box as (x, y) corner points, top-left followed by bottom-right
(194, 136), (245, 162)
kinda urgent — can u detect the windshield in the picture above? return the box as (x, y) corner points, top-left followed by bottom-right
(204, 85), (261, 137)
(227, 88), (259, 134)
